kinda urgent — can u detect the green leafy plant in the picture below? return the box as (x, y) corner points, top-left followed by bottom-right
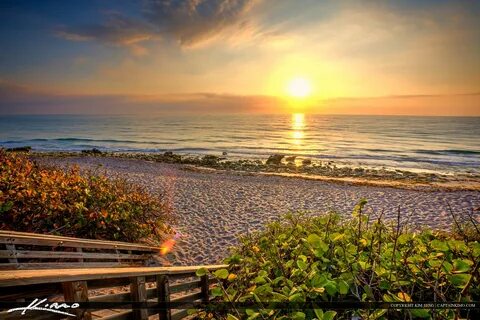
(211, 201), (479, 319)
(0, 150), (173, 242)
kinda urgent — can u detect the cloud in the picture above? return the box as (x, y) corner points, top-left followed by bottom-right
(143, 0), (259, 46)
(57, 0), (479, 54)
(1, 80), (478, 116)
(324, 93), (480, 116)
(58, 0), (261, 49)
(56, 12), (157, 54)
(0, 81), (284, 114)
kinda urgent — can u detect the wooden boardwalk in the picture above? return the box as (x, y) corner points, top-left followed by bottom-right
(0, 231), (227, 320)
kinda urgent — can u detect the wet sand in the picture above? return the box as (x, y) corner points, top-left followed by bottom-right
(38, 156), (480, 265)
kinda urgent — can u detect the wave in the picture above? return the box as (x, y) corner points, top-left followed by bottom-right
(2, 137), (170, 146)
(415, 149), (480, 156)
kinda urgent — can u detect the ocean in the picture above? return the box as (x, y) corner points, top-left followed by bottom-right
(1, 114), (479, 174)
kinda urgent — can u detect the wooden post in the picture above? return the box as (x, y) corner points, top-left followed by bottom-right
(76, 247), (84, 263)
(115, 246), (121, 264)
(156, 275), (171, 320)
(130, 276), (148, 320)
(62, 281), (91, 320)
(5, 243), (18, 265)
(200, 275), (209, 303)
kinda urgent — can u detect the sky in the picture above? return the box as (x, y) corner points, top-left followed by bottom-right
(0, 0), (479, 115)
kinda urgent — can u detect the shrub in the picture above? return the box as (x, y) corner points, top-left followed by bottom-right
(206, 202), (479, 319)
(0, 150), (172, 242)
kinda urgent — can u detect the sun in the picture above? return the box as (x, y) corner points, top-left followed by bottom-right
(287, 77), (312, 98)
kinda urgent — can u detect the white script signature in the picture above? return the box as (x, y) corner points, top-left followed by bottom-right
(7, 298), (79, 317)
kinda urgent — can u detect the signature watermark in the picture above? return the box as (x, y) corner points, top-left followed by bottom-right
(7, 298), (79, 317)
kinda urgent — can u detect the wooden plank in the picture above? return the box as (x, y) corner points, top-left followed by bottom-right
(0, 265), (228, 287)
(146, 287), (157, 299)
(62, 281), (92, 320)
(200, 275), (209, 303)
(0, 309), (61, 320)
(145, 279), (202, 300)
(171, 309), (189, 320)
(130, 276), (148, 320)
(169, 280), (201, 294)
(89, 292), (131, 303)
(101, 310), (133, 320)
(0, 230), (160, 251)
(170, 292), (203, 304)
(0, 262), (138, 270)
(0, 231), (159, 252)
(88, 277), (131, 290)
(0, 282), (61, 301)
(157, 275), (171, 320)
(0, 250), (147, 260)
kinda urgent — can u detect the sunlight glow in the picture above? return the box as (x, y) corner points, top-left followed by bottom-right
(287, 78), (312, 98)
(291, 113), (305, 145)
(292, 113), (305, 130)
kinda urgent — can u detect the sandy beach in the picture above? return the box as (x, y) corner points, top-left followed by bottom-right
(37, 156), (480, 266)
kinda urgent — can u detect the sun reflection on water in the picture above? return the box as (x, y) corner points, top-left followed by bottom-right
(292, 113), (305, 130)
(291, 113), (305, 145)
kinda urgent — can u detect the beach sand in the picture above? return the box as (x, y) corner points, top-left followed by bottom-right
(37, 156), (480, 266)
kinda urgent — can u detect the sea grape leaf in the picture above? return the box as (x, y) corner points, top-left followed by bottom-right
(431, 240), (449, 252)
(452, 259), (473, 273)
(379, 279), (390, 290)
(270, 292), (288, 301)
(397, 234), (410, 245)
(448, 274), (471, 288)
(307, 234), (328, 251)
(195, 268), (208, 277)
(245, 309), (255, 316)
(258, 270), (268, 277)
(297, 259), (308, 270)
(314, 249), (325, 258)
(472, 242), (480, 257)
(323, 310), (337, 320)
(338, 280), (349, 295)
(324, 281), (337, 296)
(311, 274), (326, 288)
(410, 309), (430, 318)
(288, 293), (304, 302)
(291, 311), (306, 320)
(313, 308), (323, 320)
(254, 276), (266, 284)
(211, 287), (223, 297)
(214, 268), (229, 279)
(427, 259), (441, 268)
(254, 284), (273, 296)
(369, 309), (387, 320)
(329, 233), (342, 242)
(441, 261), (453, 273)
(247, 312), (260, 320)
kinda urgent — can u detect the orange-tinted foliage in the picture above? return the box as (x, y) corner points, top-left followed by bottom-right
(0, 150), (172, 242)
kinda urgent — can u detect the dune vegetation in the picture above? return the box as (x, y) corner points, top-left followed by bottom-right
(199, 203), (479, 320)
(0, 150), (173, 242)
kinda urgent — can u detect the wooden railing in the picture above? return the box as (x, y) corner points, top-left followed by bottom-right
(0, 264), (228, 320)
(0, 230), (161, 269)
